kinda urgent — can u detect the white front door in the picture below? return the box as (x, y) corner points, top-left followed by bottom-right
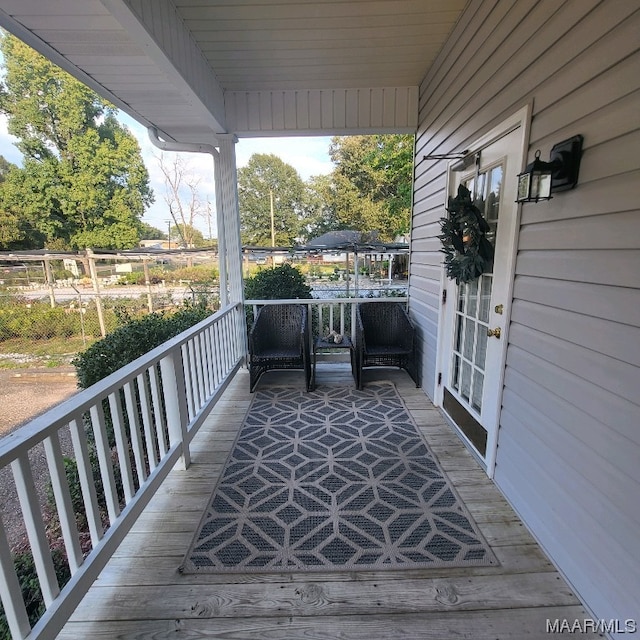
(436, 110), (528, 475)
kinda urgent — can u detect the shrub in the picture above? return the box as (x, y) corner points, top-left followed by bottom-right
(73, 303), (212, 389)
(244, 263), (312, 300)
(0, 302), (81, 341)
(0, 549), (70, 638)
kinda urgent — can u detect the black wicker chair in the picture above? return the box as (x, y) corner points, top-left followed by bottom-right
(355, 302), (420, 390)
(248, 304), (311, 392)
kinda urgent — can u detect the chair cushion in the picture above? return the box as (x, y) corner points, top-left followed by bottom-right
(253, 346), (300, 358)
(366, 344), (412, 356)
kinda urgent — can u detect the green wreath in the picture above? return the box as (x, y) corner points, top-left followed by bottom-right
(438, 184), (494, 284)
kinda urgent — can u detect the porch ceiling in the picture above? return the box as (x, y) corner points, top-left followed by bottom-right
(0, 0), (467, 142)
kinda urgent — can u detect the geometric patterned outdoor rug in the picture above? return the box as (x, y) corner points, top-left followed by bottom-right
(180, 383), (498, 574)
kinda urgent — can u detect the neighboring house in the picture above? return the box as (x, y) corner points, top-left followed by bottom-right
(0, 0), (637, 635)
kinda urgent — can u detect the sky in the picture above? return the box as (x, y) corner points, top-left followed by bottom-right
(0, 111), (334, 240)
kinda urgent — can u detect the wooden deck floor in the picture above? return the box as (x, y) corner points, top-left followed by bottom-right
(58, 365), (597, 639)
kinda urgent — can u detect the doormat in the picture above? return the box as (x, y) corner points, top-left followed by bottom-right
(180, 384), (497, 573)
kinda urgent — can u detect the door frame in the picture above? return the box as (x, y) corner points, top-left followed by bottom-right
(433, 104), (532, 478)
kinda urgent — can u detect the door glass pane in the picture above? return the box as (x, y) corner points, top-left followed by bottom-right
(457, 283), (466, 312)
(485, 166), (502, 246)
(487, 166), (502, 221)
(479, 275), (492, 322)
(467, 279), (478, 318)
(461, 361), (472, 400)
(474, 172), (486, 213)
(471, 371), (484, 411)
(463, 318), (475, 360)
(453, 354), (461, 390)
(454, 314), (463, 351)
(475, 328), (488, 372)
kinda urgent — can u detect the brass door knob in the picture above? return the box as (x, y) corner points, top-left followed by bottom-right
(487, 327), (501, 339)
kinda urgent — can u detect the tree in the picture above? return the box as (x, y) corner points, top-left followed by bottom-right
(0, 155), (13, 181)
(238, 154), (308, 246)
(156, 152), (207, 249)
(303, 174), (347, 240)
(0, 33), (153, 250)
(171, 223), (207, 248)
(321, 134), (414, 240)
(139, 222), (167, 240)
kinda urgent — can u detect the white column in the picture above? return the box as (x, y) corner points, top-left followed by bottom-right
(216, 135), (247, 363)
(213, 149), (228, 307)
(216, 135), (244, 304)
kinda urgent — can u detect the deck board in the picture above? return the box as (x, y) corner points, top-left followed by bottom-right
(59, 365), (598, 639)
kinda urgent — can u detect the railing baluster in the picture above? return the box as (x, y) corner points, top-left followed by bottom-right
(160, 350), (190, 469)
(0, 517), (31, 639)
(212, 321), (222, 387)
(69, 415), (103, 547)
(200, 330), (210, 398)
(124, 381), (147, 485)
(43, 431), (83, 574)
(220, 313), (230, 373)
(205, 325), (215, 394)
(138, 372), (158, 471)
(199, 333), (209, 398)
(192, 337), (205, 409)
(11, 454), (59, 606)
(189, 339), (199, 413)
(108, 392), (134, 503)
(90, 403), (120, 524)
(182, 343), (195, 421)
(149, 364), (167, 458)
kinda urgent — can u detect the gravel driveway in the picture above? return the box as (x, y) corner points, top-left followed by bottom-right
(0, 368), (79, 549)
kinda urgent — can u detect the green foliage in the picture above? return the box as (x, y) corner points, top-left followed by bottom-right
(439, 184), (494, 284)
(0, 300), (81, 341)
(139, 222), (166, 240)
(238, 154), (308, 246)
(171, 223), (208, 248)
(73, 304), (212, 389)
(115, 265), (218, 286)
(0, 549), (70, 637)
(45, 457), (90, 529)
(0, 34), (154, 250)
(162, 265), (218, 284)
(305, 134), (414, 241)
(244, 263), (312, 300)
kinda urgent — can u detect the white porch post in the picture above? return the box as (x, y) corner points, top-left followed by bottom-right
(213, 149), (228, 307)
(216, 135), (244, 303)
(216, 135), (247, 361)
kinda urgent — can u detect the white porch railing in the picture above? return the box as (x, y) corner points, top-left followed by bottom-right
(0, 302), (245, 640)
(0, 296), (407, 640)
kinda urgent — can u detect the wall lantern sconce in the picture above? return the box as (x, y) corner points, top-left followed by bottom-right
(516, 134), (584, 203)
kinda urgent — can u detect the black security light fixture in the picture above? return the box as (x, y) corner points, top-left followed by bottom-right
(516, 135), (584, 203)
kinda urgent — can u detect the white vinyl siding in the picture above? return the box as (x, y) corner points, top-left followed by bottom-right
(410, 0), (640, 633)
